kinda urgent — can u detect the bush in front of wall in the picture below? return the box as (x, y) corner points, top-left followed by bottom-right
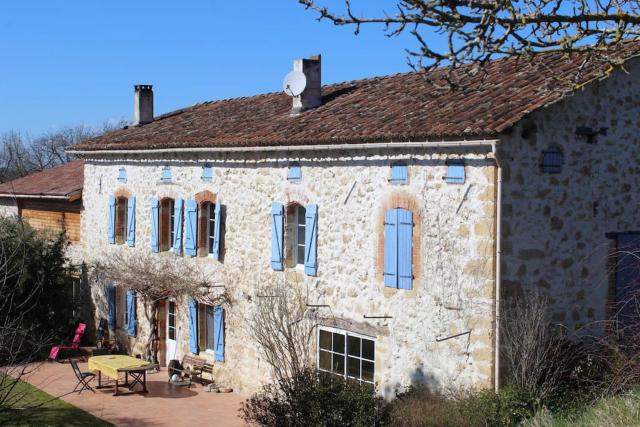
(240, 368), (386, 427)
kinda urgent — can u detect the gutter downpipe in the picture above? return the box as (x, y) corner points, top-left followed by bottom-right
(491, 140), (503, 392)
(65, 139), (500, 156)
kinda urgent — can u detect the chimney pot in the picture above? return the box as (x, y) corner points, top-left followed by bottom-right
(290, 55), (321, 116)
(134, 84), (154, 125)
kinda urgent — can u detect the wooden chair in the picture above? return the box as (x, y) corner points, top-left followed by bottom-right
(168, 355), (212, 388)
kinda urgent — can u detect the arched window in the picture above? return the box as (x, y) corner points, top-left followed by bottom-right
(383, 207), (413, 290)
(159, 198), (176, 252)
(108, 195), (134, 245)
(198, 201), (220, 257)
(285, 203), (306, 267)
(271, 201), (318, 275)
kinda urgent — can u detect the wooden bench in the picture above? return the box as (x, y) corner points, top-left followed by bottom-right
(169, 355), (213, 388)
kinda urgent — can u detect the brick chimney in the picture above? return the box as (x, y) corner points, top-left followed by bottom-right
(291, 55), (321, 115)
(133, 85), (153, 125)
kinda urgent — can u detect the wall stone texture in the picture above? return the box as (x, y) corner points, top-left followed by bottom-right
(498, 58), (640, 334)
(81, 148), (497, 398)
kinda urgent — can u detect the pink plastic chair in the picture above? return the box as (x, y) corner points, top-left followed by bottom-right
(49, 323), (86, 361)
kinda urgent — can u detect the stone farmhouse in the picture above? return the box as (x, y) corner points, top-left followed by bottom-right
(43, 42), (640, 397)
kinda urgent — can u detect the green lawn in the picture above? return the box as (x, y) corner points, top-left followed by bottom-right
(0, 380), (112, 427)
(524, 388), (640, 427)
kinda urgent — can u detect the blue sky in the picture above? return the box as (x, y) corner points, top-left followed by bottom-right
(0, 1), (416, 136)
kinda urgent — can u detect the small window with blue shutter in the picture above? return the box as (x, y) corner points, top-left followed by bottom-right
(161, 166), (172, 183)
(117, 167), (127, 183)
(390, 161), (408, 185)
(445, 160), (465, 184)
(201, 165), (213, 182)
(541, 148), (564, 174)
(287, 162), (302, 183)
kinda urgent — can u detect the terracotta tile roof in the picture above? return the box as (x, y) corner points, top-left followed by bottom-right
(72, 42), (640, 152)
(0, 160), (84, 199)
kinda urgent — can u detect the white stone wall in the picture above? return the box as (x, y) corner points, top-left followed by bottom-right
(0, 198), (18, 217)
(499, 58), (640, 331)
(81, 149), (497, 397)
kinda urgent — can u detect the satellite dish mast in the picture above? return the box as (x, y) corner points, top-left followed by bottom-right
(283, 70), (307, 97)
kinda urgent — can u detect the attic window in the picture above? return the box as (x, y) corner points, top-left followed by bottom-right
(541, 149), (564, 174)
(444, 160), (465, 184)
(202, 165), (213, 182)
(389, 161), (408, 185)
(117, 167), (127, 183)
(161, 166), (172, 183)
(287, 162), (301, 183)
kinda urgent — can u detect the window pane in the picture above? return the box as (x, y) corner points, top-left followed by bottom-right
(332, 354), (344, 374)
(362, 360), (374, 382)
(168, 314), (175, 329)
(348, 336), (361, 357)
(206, 306), (214, 350)
(362, 338), (375, 361)
(169, 328), (175, 340)
(347, 356), (360, 379)
(319, 350), (331, 371)
(319, 330), (332, 350)
(332, 333), (345, 353)
(297, 245), (305, 265)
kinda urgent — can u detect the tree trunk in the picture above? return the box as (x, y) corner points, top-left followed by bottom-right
(143, 298), (159, 365)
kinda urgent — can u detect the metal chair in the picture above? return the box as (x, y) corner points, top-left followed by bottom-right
(70, 359), (96, 394)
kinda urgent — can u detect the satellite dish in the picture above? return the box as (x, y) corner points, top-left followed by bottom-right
(283, 70), (306, 96)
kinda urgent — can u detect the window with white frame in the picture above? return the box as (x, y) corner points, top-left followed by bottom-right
(197, 202), (216, 256)
(295, 205), (306, 266)
(318, 327), (375, 385)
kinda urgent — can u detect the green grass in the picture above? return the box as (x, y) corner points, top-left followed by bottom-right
(0, 380), (112, 427)
(524, 388), (640, 427)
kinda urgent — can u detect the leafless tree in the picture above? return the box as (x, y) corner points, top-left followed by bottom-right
(92, 252), (230, 364)
(0, 120), (128, 183)
(248, 275), (318, 386)
(500, 292), (577, 400)
(299, 0), (640, 83)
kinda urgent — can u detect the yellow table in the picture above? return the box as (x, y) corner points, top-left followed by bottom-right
(88, 355), (151, 396)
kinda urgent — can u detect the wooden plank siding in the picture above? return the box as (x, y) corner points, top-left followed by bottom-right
(18, 199), (82, 243)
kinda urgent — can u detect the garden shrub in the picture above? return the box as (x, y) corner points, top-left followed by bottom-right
(240, 368), (386, 427)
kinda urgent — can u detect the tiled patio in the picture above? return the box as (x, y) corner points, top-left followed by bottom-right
(21, 360), (246, 426)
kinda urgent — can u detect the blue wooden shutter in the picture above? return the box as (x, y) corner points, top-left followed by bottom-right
(185, 199), (197, 257)
(397, 208), (413, 290)
(173, 199), (183, 254)
(126, 197), (136, 247)
(390, 162), (408, 185)
(288, 163), (301, 183)
(213, 203), (222, 260)
(108, 196), (116, 244)
(271, 202), (284, 270)
(126, 289), (136, 337)
(188, 298), (199, 354)
(383, 209), (398, 287)
(304, 204), (318, 276)
(446, 161), (465, 184)
(117, 167), (127, 183)
(162, 166), (172, 183)
(150, 199), (159, 253)
(214, 306), (224, 362)
(107, 285), (116, 330)
(201, 165), (213, 181)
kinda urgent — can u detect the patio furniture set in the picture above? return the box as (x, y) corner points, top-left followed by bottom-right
(56, 322), (216, 396)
